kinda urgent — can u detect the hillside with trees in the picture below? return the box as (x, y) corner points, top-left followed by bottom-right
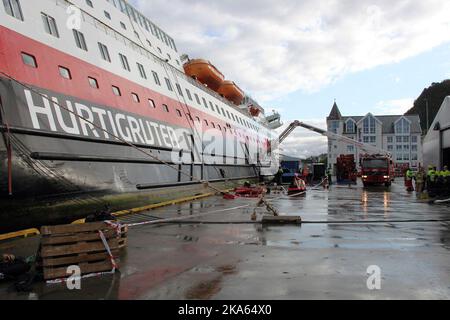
(405, 80), (450, 134)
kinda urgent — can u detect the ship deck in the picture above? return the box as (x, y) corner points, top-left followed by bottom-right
(1, 180), (450, 300)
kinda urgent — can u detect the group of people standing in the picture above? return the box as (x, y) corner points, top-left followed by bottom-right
(405, 165), (450, 197)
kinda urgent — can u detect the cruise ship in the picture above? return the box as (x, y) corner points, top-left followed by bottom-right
(0, 0), (282, 231)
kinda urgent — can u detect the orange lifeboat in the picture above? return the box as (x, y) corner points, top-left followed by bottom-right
(183, 59), (225, 91)
(217, 81), (245, 105)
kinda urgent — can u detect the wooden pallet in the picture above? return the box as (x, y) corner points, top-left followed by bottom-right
(40, 222), (127, 280)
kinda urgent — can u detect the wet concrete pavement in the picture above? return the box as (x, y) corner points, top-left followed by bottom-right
(1, 180), (450, 300)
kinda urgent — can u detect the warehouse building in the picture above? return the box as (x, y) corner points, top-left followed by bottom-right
(423, 96), (450, 169)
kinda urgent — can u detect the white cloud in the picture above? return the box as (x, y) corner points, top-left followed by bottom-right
(275, 119), (328, 158)
(375, 98), (414, 115)
(133, 0), (450, 102)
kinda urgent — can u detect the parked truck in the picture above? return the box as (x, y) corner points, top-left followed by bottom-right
(336, 155), (357, 185)
(360, 154), (395, 187)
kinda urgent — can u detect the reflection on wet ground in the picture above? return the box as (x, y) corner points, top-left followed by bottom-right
(1, 181), (449, 299)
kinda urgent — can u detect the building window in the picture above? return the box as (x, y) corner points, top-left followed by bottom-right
(104, 11), (111, 20)
(395, 118), (410, 134)
(98, 43), (111, 62)
(3, 0), (23, 20)
(131, 93), (140, 103)
(403, 136), (409, 143)
(369, 136), (376, 143)
(152, 71), (161, 86)
(403, 154), (410, 161)
(387, 145), (393, 151)
(411, 136), (418, 143)
(137, 63), (147, 79)
(73, 29), (88, 51)
(404, 145), (410, 150)
(347, 145), (354, 153)
(119, 53), (130, 71)
(112, 85), (121, 96)
(148, 99), (156, 109)
(396, 154), (402, 161)
(387, 136), (393, 143)
(58, 66), (71, 79)
(41, 12), (59, 38)
(396, 145), (402, 151)
(330, 121), (339, 134)
(88, 77), (99, 89)
(363, 115), (376, 134)
(346, 119), (355, 133)
(165, 78), (173, 91)
(396, 136), (402, 143)
(163, 104), (169, 113)
(411, 145), (418, 152)
(21, 52), (37, 68)
(363, 136), (369, 143)
(412, 154), (418, 161)
(85, 0), (93, 7)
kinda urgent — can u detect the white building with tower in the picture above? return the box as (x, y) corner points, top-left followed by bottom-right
(326, 102), (423, 173)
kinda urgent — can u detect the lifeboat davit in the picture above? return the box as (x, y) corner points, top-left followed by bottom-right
(183, 59), (225, 91)
(217, 81), (245, 105)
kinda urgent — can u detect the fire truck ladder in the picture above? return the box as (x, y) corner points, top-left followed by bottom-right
(277, 120), (392, 158)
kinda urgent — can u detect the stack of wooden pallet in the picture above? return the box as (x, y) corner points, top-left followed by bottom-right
(39, 222), (127, 281)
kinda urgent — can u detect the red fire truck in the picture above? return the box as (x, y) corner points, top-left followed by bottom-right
(360, 154), (395, 187)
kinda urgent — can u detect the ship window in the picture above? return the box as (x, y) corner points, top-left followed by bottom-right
(211, 122), (216, 128)
(176, 60), (180, 66)
(187, 114), (193, 121)
(88, 77), (99, 89)
(221, 108), (226, 117)
(202, 98), (208, 109)
(226, 111), (231, 119)
(167, 53), (171, 60)
(120, 22), (126, 30)
(58, 66), (71, 79)
(41, 12), (59, 38)
(112, 85), (121, 96)
(98, 43), (111, 62)
(163, 104), (169, 113)
(104, 11), (111, 20)
(73, 30), (88, 51)
(137, 63), (147, 79)
(165, 78), (173, 91)
(3, 0), (23, 21)
(152, 71), (161, 86)
(176, 109), (182, 117)
(148, 99), (156, 109)
(146, 40), (152, 47)
(209, 102), (214, 111)
(176, 84), (183, 96)
(194, 94), (201, 105)
(85, 0), (93, 8)
(131, 93), (140, 103)
(231, 113), (236, 121)
(134, 31), (140, 39)
(119, 53), (130, 71)
(185, 89), (192, 101)
(157, 47), (162, 54)
(21, 52), (37, 68)
(195, 116), (200, 122)
(204, 119), (209, 126)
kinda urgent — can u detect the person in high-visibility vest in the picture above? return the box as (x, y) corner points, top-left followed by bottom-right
(441, 165), (450, 196)
(427, 165), (437, 197)
(405, 168), (415, 192)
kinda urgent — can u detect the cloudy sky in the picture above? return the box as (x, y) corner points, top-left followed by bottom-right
(132, 0), (450, 158)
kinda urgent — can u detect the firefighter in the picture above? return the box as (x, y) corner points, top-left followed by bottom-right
(427, 165), (437, 197)
(405, 168), (415, 192)
(415, 166), (425, 194)
(440, 166), (450, 195)
(326, 168), (332, 185)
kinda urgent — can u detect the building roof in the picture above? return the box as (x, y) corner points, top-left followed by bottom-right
(341, 114), (422, 134)
(327, 102), (342, 120)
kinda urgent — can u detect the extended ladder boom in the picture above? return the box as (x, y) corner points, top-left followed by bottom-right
(277, 120), (392, 157)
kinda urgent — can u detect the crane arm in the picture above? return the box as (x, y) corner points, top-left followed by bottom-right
(277, 120), (392, 157)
